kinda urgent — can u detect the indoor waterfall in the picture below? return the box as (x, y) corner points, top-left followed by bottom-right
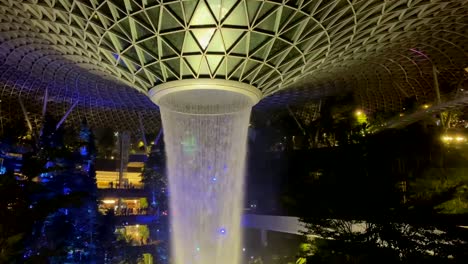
(157, 86), (257, 264)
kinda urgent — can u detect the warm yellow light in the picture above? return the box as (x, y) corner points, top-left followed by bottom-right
(102, 199), (116, 204)
(442, 136), (452, 141)
(399, 113), (404, 117)
(422, 104), (430, 109)
(442, 134), (466, 143)
(355, 110), (363, 116)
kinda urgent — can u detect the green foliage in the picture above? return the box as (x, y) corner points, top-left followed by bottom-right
(0, 116), (101, 262)
(140, 197), (149, 209)
(288, 122), (468, 263)
(142, 141), (169, 263)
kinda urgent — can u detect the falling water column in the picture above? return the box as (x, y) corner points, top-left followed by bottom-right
(149, 80), (261, 264)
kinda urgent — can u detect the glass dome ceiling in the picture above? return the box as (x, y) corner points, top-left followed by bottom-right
(0, 0), (467, 131)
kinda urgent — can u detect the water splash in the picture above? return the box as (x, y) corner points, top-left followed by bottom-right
(159, 89), (253, 264)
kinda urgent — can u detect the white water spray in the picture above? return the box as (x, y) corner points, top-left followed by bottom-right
(150, 80), (261, 264)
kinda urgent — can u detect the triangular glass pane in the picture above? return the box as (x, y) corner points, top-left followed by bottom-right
(164, 59), (181, 77)
(206, 55), (224, 75)
(136, 46), (156, 64)
(278, 59), (297, 73)
(89, 24), (104, 37)
(230, 35), (247, 54)
(113, 35), (132, 51)
(161, 39), (178, 58)
(130, 18), (152, 40)
(115, 24), (133, 42)
(207, 0), (222, 21)
(242, 64), (261, 81)
(140, 38), (159, 58)
(283, 47), (301, 64)
(143, 68), (156, 84)
(100, 38), (115, 52)
(108, 2), (126, 21)
(223, 1), (248, 26)
(98, 2), (113, 20)
(190, 1), (216, 26)
(255, 66), (274, 85)
(255, 2), (278, 25)
(299, 23), (322, 42)
(164, 64), (179, 81)
(185, 55), (203, 72)
(244, 60), (259, 74)
(119, 17), (131, 32)
(162, 32), (185, 54)
(124, 46), (139, 61)
(248, 32), (269, 55)
(206, 30), (225, 53)
(56, 12), (69, 24)
(142, 0), (159, 7)
(246, 1), (262, 25)
(70, 16), (83, 30)
(279, 6), (295, 27)
(215, 58), (227, 76)
(251, 39), (273, 60)
(145, 6), (160, 28)
(230, 61), (245, 80)
(283, 12), (307, 33)
(129, 0), (143, 12)
(220, 28), (245, 51)
(280, 23), (301, 43)
(182, 0), (198, 22)
(136, 69), (150, 85)
(192, 28), (216, 50)
(220, 0), (239, 21)
(198, 57), (211, 76)
(269, 48), (289, 66)
(133, 12), (153, 31)
(183, 32), (201, 54)
(255, 9), (277, 32)
(147, 63), (163, 80)
(160, 7), (183, 32)
(181, 60), (195, 77)
(166, 2), (184, 23)
(267, 39), (289, 61)
(226, 57), (243, 75)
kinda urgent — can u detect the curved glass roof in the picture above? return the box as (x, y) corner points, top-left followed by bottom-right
(0, 0), (467, 131)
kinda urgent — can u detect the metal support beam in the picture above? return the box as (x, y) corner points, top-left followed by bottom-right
(433, 65), (446, 128)
(154, 128), (163, 146)
(260, 229), (268, 248)
(18, 97), (33, 132)
(56, 100), (78, 130)
(433, 65), (441, 105)
(287, 105), (306, 135)
(138, 112), (148, 153)
(42, 87), (48, 119)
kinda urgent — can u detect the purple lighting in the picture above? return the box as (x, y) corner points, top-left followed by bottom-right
(219, 228), (226, 235)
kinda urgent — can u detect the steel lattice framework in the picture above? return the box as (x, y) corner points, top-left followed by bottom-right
(0, 0), (467, 132)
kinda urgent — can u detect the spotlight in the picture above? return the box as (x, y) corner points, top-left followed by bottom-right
(219, 228), (226, 235)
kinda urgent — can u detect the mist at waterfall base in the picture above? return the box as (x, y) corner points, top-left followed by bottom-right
(159, 89), (253, 264)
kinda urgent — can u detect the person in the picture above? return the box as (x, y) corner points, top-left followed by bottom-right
(109, 181), (113, 189)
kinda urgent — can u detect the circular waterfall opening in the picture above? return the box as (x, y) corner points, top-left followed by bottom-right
(149, 80), (261, 264)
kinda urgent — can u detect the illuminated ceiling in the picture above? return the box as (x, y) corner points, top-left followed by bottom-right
(0, 0), (467, 131)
